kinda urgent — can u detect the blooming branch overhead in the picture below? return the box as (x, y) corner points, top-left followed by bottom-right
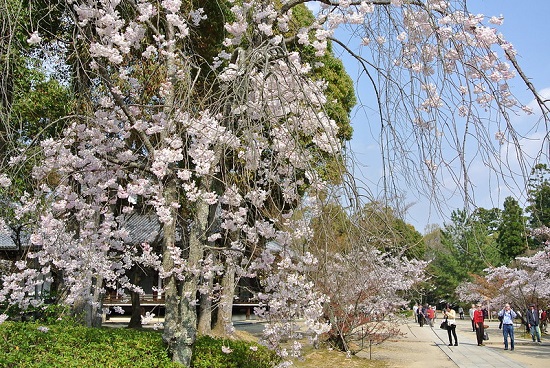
(0, 0), (548, 366)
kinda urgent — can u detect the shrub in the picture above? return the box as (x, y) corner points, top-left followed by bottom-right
(0, 319), (281, 368)
(0, 301), (70, 324)
(0, 320), (182, 367)
(191, 335), (280, 368)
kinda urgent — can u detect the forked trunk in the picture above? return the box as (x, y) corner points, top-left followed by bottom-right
(162, 183), (209, 366)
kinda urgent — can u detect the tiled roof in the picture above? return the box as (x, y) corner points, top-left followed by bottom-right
(0, 213), (167, 251)
(121, 213), (162, 245)
(0, 232), (17, 250)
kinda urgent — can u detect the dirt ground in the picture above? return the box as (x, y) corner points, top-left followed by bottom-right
(355, 321), (456, 368)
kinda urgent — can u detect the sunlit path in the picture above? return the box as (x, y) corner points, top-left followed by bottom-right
(358, 317), (549, 367)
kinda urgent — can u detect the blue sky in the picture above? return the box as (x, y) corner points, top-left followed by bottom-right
(308, 1), (550, 232)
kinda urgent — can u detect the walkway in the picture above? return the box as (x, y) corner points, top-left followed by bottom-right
(373, 317), (550, 368)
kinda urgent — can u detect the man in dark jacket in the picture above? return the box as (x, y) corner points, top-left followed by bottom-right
(526, 304), (541, 343)
(417, 305), (426, 327)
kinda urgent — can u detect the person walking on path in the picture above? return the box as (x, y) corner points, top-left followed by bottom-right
(458, 306), (464, 320)
(542, 307), (549, 333)
(413, 303), (418, 323)
(444, 306), (458, 346)
(426, 305), (435, 327)
(526, 304), (542, 343)
(474, 304), (485, 346)
(498, 303), (517, 350)
(417, 305), (426, 327)
(469, 304), (476, 332)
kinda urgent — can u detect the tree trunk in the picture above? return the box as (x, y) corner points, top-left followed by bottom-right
(128, 266), (143, 329)
(197, 276), (213, 335)
(213, 257), (236, 335)
(198, 173), (223, 336)
(90, 274), (104, 328)
(72, 273), (103, 328)
(162, 182), (190, 365)
(162, 182), (208, 366)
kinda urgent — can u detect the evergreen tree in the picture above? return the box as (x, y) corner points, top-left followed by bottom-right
(426, 208), (500, 304)
(496, 196), (527, 263)
(355, 202), (426, 260)
(526, 164), (550, 230)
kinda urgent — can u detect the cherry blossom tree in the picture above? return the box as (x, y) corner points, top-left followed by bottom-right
(457, 226), (550, 319)
(1, 1), (549, 366)
(298, 199), (427, 354)
(316, 246), (426, 354)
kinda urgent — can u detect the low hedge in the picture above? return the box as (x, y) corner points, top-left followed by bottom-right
(0, 320), (279, 368)
(191, 335), (280, 368)
(0, 320), (180, 368)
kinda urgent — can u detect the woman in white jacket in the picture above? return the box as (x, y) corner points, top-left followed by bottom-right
(444, 306), (458, 346)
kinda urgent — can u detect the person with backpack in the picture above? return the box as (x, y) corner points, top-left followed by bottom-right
(498, 304), (517, 350)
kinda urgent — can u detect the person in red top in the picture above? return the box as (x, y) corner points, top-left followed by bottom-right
(473, 304), (485, 346)
(426, 306), (435, 327)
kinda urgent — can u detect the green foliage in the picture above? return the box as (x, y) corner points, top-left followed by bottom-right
(1, 1), (73, 208)
(473, 207), (501, 234)
(280, 3), (356, 184)
(526, 164), (550, 241)
(0, 317), (280, 368)
(189, 0), (233, 64)
(10, 70), (72, 140)
(309, 201), (425, 260)
(310, 201), (354, 255)
(191, 335), (280, 368)
(496, 196), (527, 263)
(392, 218), (426, 260)
(358, 202), (426, 260)
(425, 244), (464, 304)
(0, 320), (183, 368)
(425, 208), (501, 304)
(2, 302), (71, 325)
(1, 0), (72, 129)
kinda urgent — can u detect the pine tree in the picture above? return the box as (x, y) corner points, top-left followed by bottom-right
(496, 197), (527, 263)
(526, 164), (550, 229)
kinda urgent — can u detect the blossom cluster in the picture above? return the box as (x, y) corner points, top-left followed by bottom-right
(457, 227), (550, 309)
(1, 2), (543, 366)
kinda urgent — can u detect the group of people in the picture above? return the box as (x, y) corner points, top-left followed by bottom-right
(413, 303), (436, 327)
(413, 302), (546, 350)
(471, 303), (545, 349)
(413, 303), (461, 346)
